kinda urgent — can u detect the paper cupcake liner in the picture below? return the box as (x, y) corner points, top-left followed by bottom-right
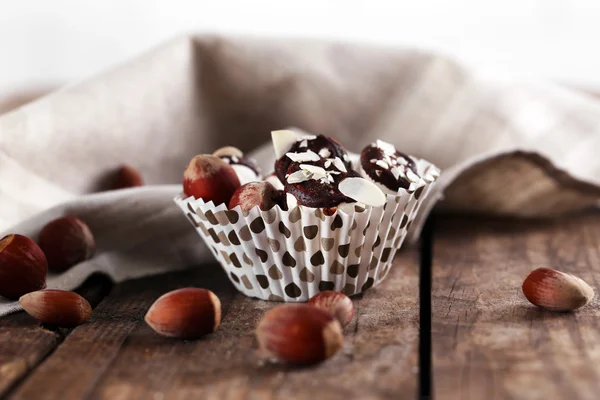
(174, 158), (439, 302)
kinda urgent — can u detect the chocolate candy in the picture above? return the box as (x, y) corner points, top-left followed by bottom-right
(274, 135), (351, 184)
(284, 159), (359, 209)
(360, 140), (422, 192)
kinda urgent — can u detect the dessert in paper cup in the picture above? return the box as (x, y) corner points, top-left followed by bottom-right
(174, 130), (439, 302)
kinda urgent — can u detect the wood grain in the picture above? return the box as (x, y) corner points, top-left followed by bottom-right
(431, 214), (600, 400)
(9, 250), (420, 400)
(0, 275), (111, 398)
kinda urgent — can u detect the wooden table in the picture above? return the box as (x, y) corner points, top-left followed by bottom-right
(1, 213), (599, 400)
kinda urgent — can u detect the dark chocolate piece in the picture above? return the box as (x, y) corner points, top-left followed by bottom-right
(360, 143), (417, 191)
(284, 159), (359, 208)
(274, 134), (351, 184)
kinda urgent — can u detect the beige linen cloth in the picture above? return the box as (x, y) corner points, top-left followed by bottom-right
(1, 35), (600, 316)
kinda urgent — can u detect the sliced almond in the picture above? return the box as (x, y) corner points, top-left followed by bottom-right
(406, 169), (423, 184)
(286, 150), (320, 162)
(338, 177), (386, 207)
(272, 130), (302, 158)
(390, 166), (403, 180)
(376, 139), (396, 155)
(319, 148), (332, 158)
(287, 170), (312, 184)
(331, 157), (347, 172)
(375, 160), (389, 170)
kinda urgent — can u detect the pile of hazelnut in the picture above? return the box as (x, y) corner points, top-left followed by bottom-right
(0, 165), (143, 327)
(145, 287), (354, 365)
(0, 217), (97, 327)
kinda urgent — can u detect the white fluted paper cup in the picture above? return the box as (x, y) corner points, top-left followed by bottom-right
(174, 158), (439, 302)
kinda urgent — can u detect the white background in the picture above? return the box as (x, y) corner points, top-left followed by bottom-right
(1, 0), (600, 94)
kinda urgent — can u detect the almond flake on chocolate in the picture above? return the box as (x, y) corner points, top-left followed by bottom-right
(424, 165), (440, 178)
(287, 169), (312, 183)
(375, 160), (389, 170)
(272, 130), (302, 158)
(299, 139), (308, 148)
(406, 169), (423, 184)
(343, 154), (350, 162)
(395, 157), (408, 166)
(319, 148), (332, 158)
(324, 160), (332, 168)
(375, 170), (382, 177)
(391, 166), (402, 180)
(320, 174), (335, 184)
(286, 150), (320, 162)
(331, 157), (347, 172)
(338, 177), (386, 207)
(300, 164), (327, 180)
(376, 139), (396, 155)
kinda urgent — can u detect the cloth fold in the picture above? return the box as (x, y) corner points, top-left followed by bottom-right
(1, 35), (600, 316)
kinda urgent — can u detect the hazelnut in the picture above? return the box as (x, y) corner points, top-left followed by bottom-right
(522, 267), (594, 312)
(228, 182), (280, 212)
(0, 234), (48, 299)
(20, 290), (92, 327)
(308, 291), (354, 327)
(256, 304), (343, 365)
(145, 288), (221, 339)
(113, 164), (144, 189)
(183, 155), (241, 204)
(38, 217), (96, 272)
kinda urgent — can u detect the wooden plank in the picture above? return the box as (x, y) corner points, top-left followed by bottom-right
(0, 275), (111, 398)
(10, 249), (421, 400)
(431, 214), (600, 400)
